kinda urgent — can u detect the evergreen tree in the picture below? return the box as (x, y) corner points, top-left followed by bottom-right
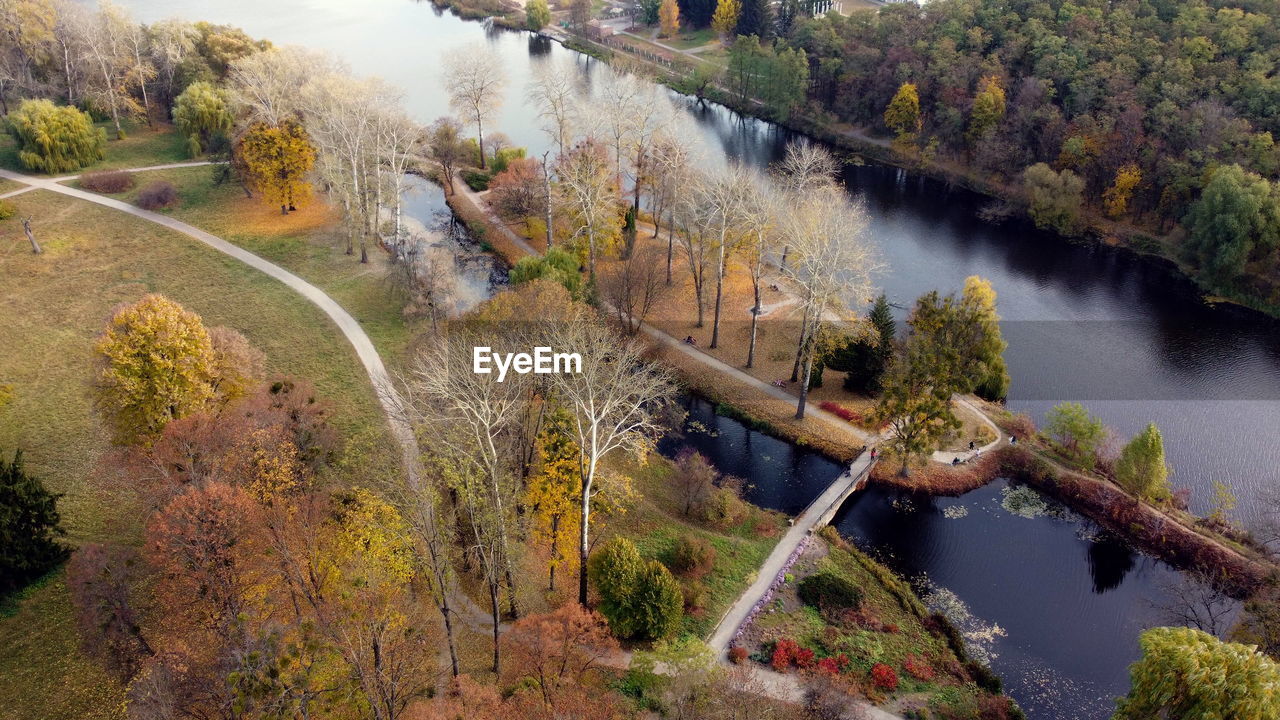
(827, 294), (895, 393)
(676, 0), (716, 28)
(735, 0), (773, 43)
(1, 451), (69, 594)
(1114, 423), (1171, 501)
(775, 0), (800, 38)
(587, 538), (682, 640)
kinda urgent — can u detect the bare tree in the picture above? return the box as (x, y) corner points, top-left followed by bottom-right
(229, 45), (327, 127)
(702, 163), (750, 349)
(146, 17), (197, 105)
(738, 171), (777, 368)
(778, 191), (878, 419)
(425, 116), (469, 195)
(404, 328), (528, 669)
(118, 13), (154, 125)
(554, 138), (620, 281)
(771, 141), (840, 268)
(672, 173), (717, 328)
(443, 42), (505, 170)
(648, 124), (700, 284)
(547, 317), (675, 605)
(526, 59), (579, 155)
(600, 244), (668, 335)
(1149, 569), (1238, 638)
(76, 2), (143, 138)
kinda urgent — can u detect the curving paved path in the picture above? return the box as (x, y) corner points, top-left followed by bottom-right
(1, 165), (420, 480)
(930, 395), (1005, 464)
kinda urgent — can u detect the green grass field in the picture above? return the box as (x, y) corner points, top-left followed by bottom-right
(0, 118), (190, 175)
(0, 184), (404, 720)
(108, 165), (418, 363)
(665, 28), (718, 51)
(611, 457), (785, 638)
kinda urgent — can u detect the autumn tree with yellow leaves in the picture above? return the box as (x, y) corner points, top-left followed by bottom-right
(237, 120), (317, 215)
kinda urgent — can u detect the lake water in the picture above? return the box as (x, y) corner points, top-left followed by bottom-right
(114, 0), (1278, 716)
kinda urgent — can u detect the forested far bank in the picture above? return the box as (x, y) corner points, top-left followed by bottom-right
(492, 0), (1280, 316)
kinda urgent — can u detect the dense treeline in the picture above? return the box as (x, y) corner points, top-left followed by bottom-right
(737, 0), (1280, 307)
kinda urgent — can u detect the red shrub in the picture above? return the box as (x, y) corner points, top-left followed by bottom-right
(883, 622), (900, 634)
(870, 663), (899, 691)
(904, 654), (936, 681)
(819, 401), (861, 423)
(794, 647), (816, 669)
(728, 646), (748, 665)
(771, 638), (800, 673)
(815, 653), (851, 675)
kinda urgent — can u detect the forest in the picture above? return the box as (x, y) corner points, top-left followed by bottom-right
(689, 0), (1280, 310)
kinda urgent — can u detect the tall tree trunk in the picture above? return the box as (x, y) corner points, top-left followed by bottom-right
(747, 278), (761, 368)
(665, 215), (674, 285)
(710, 238), (726, 348)
(476, 115), (486, 170)
(578, 478), (592, 606)
(548, 515), (559, 591)
(488, 580), (501, 674)
(791, 309), (810, 383)
(796, 334), (815, 419)
(542, 152), (553, 251)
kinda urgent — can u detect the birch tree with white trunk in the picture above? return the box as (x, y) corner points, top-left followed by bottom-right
(547, 316), (675, 605)
(527, 59), (579, 155)
(778, 191), (879, 419)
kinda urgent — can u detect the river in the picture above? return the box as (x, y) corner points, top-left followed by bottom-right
(113, 0), (1280, 717)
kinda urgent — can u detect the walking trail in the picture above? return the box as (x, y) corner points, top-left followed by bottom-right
(451, 178), (875, 446)
(6, 163), (895, 716)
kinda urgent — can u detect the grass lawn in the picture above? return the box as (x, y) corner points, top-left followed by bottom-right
(666, 28), (718, 51)
(83, 165), (419, 364)
(609, 455), (787, 638)
(0, 188), (403, 720)
(0, 118), (189, 175)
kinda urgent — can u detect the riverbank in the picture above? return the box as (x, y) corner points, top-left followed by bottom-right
(738, 527), (1024, 719)
(432, 1), (1279, 320)
(873, 432), (1277, 600)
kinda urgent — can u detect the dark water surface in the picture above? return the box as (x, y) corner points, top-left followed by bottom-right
(114, 1), (1277, 716)
(665, 396), (1212, 720)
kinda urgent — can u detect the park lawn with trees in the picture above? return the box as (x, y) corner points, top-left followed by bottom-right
(0, 118), (189, 175)
(102, 165), (418, 362)
(0, 189), (403, 720)
(606, 454), (787, 637)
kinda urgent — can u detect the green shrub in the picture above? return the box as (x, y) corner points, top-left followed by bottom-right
(667, 535), (716, 579)
(588, 537), (683, 641)
(0, 200), (14, 220)
(509, 247), (582, 296)
(798, 572), (863, 610)
(6, 99), (106, 173)
(462, 168), (491, 191)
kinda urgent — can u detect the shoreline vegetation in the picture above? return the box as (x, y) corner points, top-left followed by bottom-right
(429, 0), (1280, 321)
